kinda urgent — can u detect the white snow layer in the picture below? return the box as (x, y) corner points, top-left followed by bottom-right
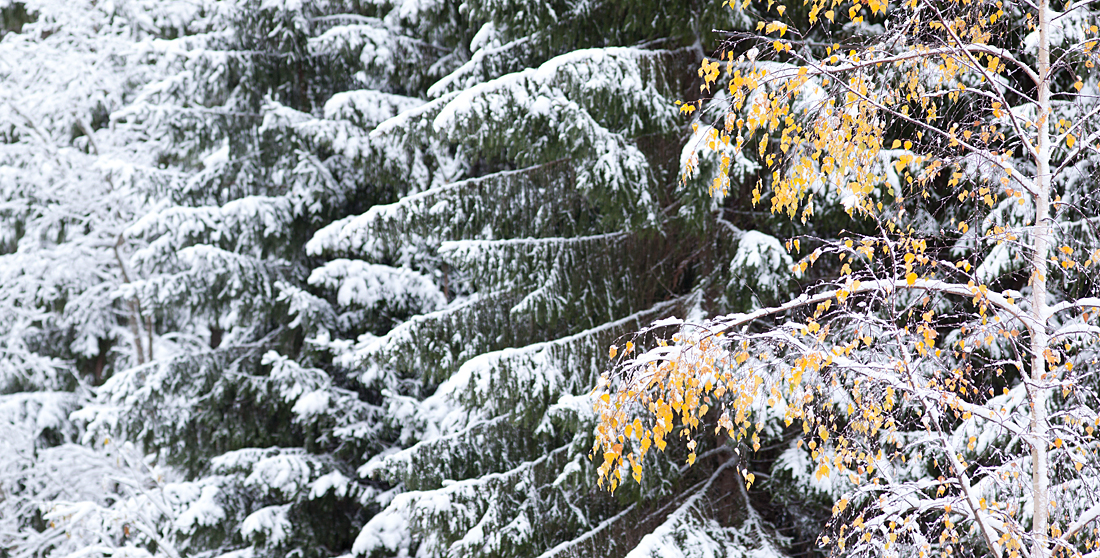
(307, 259), (445, 310)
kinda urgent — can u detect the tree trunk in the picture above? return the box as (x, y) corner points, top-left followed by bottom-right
(1030, 0), (1053, 554)
(113, 236), (146, 366)
(93, 337), (113, 385)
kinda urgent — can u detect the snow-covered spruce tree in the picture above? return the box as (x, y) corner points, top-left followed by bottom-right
(0, 1), (204, 556)
(302, 3), (840, 558)
(74, 2), (452, 556)
(596, 0), (1100, 556)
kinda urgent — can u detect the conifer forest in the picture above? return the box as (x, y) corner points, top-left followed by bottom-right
(3, 0), (1100, 557)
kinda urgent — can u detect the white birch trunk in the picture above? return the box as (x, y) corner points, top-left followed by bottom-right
(1030, 0), (1053, 554)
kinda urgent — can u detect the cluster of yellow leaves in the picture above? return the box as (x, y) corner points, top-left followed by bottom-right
(592, 302), (913, 490)
(593, 333), (750, 489)
(686, 49), (912, 221)
(797, 0), (889, 26)
(677, 0), (1055, 228)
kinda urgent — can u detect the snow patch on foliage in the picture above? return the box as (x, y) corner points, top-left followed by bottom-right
(292, 390), (331, 417)
(175, 485), (225, 534)
(729, 230), (793, 300)
(353, 503), (412, 556)
(310, 470), (352, 499)
(241, 504), (293, 545)
(245, 452), (315, 497)
(308, 259), (444, 311)
(324, 90), (424, 129)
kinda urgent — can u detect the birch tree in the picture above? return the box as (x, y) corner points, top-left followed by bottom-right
(596, 0), (1100, 556)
